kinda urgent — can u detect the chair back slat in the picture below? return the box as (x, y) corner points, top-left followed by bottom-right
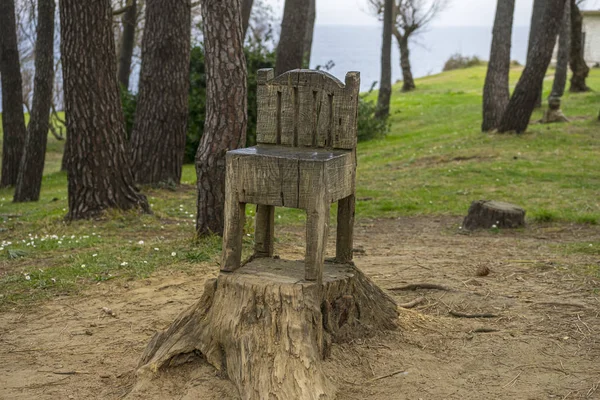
(256, 69), (360, 150)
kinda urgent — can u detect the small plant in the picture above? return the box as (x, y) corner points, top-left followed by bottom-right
(442, 54), (483, 71)
(357, 82), (390, 142)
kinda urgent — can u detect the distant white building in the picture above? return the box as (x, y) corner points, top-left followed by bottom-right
(582, 10), (600, 66)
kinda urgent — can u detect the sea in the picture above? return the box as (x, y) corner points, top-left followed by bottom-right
(310, 25), (530, 91)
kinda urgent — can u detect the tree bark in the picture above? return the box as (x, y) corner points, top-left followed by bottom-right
(241, 0), (253, 39)
(13, 0), (55, 202)
(394, 30), (416, 92)
(133, 260), (398, 399)
(275, 0), (310, 75)
(551, 0), (570, 98)
(129, 0), (191, 186)
(117, 0), (137, 90)
(195, 0), (247, 235)
(375, 0), (393, 119)
(0, 0), (27, 188)
(569, 0), (590, 92)
(59, 0), (150, 219)
(303, 0), (316, 68)
(497, 0), (566, 133)
(482, 0), (515, 132)
(526, 0), (546, 108)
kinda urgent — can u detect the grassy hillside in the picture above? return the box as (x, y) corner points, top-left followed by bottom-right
(0, 65), (599, 305)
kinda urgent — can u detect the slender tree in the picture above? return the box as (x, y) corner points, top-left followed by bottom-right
(14, 0), (55, 202)
(0, 0), (27, 188)
(196, 0), (247, 235)
(376, 0), (393, 119)
(482, 0), (515, 132)
(551, 0), (570, 98)
(303, 0), (316, 67)
(368, 0), (448, 92)
(241, 0), (254, 39)
(275, 0), (310, 74)
(569, 0), (590, 92)
(117, 0), (137, 90)
(497, 0), (567, 133)
(129, 0), (191, 186)
(60, 0), (150, 219)
(526, 0), (546, 108)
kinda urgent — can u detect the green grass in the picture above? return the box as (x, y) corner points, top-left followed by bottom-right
(1, 66), (599, 306)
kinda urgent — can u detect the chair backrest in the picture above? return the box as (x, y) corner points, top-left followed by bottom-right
(256, 69), (360, 150)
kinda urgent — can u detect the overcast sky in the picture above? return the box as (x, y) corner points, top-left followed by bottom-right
(266, 0), (600, 27)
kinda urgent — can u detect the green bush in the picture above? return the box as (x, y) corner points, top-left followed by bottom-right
(357, 83), (389, 142)
(442, 54), (483, 72)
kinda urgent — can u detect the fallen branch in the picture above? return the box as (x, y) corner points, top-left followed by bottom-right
(388, 283), (451, 291)
(37, 370), (92, 375)
(368, 369), (407, 382)
(449, 310), (498, 318)
(398, 297), (425, 309)
(471, 327), (499, 333)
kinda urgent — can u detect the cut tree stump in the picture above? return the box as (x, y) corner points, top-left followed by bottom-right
(542, 96), (569, 123)
(132, 258), (398, 400)
(463, 200), (525, 230)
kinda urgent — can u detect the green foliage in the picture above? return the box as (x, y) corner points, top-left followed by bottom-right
(532, 209), (558, 223)
(120, 85), (137, 140)
(442, 54), (483, 72)
(357, 89), (390, 142)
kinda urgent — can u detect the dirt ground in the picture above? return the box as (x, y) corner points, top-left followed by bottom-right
(1, 216), (599, 399)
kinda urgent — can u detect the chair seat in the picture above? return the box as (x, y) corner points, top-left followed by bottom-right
(227, 144), (355, 210)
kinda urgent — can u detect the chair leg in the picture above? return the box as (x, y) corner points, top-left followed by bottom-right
(221, 188), (246, 272)
(305, 196), (330, 284)
(336, 194), (355, 263)
(254, 205), (275, 257)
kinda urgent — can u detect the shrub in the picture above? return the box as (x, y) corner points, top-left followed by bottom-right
(442, 54), (483, 71)
(357, 86), (389, 142)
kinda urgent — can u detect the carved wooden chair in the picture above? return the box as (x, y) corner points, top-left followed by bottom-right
(221, 68), (360, 284)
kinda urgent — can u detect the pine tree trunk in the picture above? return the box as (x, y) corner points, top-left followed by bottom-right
(375, 0), (393, 119)
(275, 0), (310, 75)
(498, 0), (566, 133)
(395, 32), (415, 92)
(195, 0), (247, 236)
(117, 0), (137, 90)
(482, 0), (515, 132)
(551, 0), (570, 98)
(59, 0), (150, 219)
(241, 0), (253, 39)
(61, 133), (70, 172)
(13, 0), (55, 202)
(129, 0), (191, 186)
(527, 0), (546, 108)
(569, 0), (590, 92)
(0, 0), (27, 188)
(303, 0), (316, 68)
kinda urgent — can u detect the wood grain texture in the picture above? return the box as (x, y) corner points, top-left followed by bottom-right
(254, 205), (275, 257)
(256, 69), (359, 149)
(221, 155), (246, 272)
(135, 259), (398, 399)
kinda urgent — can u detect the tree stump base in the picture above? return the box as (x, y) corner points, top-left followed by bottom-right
(132, 258), (398, 399)
(542, 96), (569, 123)
(463, 200), (525, 230)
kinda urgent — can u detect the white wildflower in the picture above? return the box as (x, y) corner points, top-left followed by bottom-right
(154, 247), (159, 251)
(138, 240), (144, 245)
(25, 275), (31, 281)
(92, 254), (98, 257)
(491, 224), (497, 229)
(171, 252), (177, 257)
(81, 264), (86, 268)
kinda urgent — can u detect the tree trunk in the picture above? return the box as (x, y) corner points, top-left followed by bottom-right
(61, 133), (70, 172)
(569, 0), (590, 92)
(482, 0), (515, 132)
(0, 0), (27, 188)
(375, 0), (393, 119)
(551, 0), (570, 98)
(195, 0), (247, 236)
(395, 31), (416, 92)
(241, 0), (253, 39)
(497, 0), (566, 134)
(13, 0), (55, 202)
(303, 0), (316, 68)
(275, 0), (310, 75)
(117, 0), (137, 90)
(59, 0), (150, 219)
(129, 0), (191, 186)
(527, 0), (546, 108)
(133, 260), (398, 399)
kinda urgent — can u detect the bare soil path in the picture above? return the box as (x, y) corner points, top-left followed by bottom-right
(1, 217), (599, 399)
